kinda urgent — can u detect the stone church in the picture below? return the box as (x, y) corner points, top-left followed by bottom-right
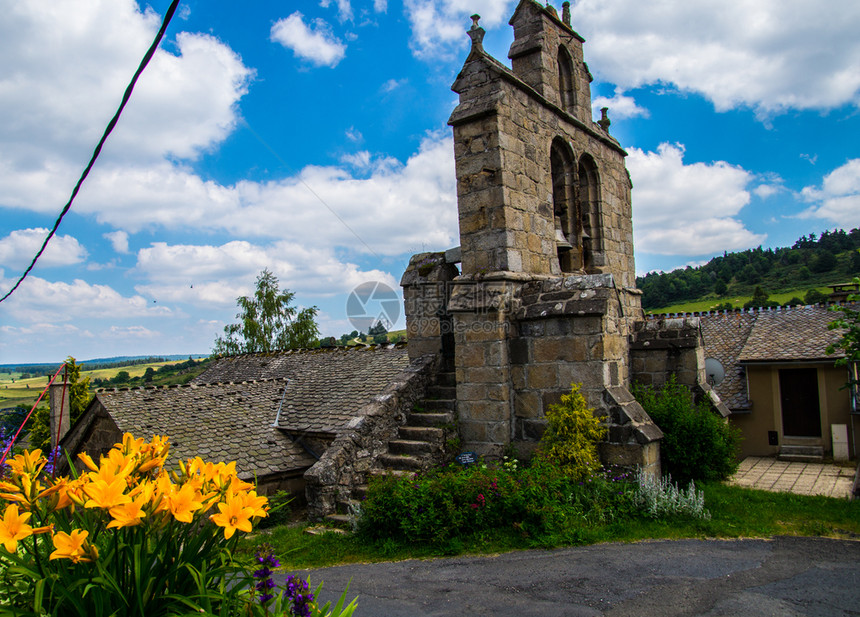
(60, 1), (733, 520)
(403, 0), (725, 477)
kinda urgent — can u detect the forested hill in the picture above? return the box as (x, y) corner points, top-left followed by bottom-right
(637, 228), (860, 311)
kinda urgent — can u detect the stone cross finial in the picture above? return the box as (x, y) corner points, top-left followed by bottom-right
(598, 107), (611, 131)
(467, 14), (485, 51)
(562, 2), (571, 26)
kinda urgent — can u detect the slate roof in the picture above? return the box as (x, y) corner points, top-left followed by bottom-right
(737, 305), (845, 362)
(692, 303), (853, 411)
(94, 379), (315, 480)
(698, 311), (756, 410)
(194, 345), (411, 434)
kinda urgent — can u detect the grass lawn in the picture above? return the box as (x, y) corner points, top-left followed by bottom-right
(243, 482), (860, 570)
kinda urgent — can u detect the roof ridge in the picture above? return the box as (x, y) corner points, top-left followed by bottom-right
(209, 341), (407, 361)
(97, 376), (293, 393)
(646, 300), (846, 320)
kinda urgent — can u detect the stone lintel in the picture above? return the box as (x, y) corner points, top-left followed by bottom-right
(629, 336), (701, 351)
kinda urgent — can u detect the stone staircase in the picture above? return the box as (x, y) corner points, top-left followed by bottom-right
(324, 371), (457, 527)
(778, 444), (824, 463)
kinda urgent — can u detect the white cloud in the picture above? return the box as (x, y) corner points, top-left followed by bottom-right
(132, 240), (398, 308)
(592, 90), (649, 120)
(104, 231), (130, 254)
(0, 275), (168, 325)
(628, 143), (765, 255)
(0, 3), (251, 162)
(0, 229), (87, 269)
(752, 184), (783, 200)
(799, 159), (860, 227)
(49, 133), (458, 256)
(382, 78), (408, 93)
(0, 0), (252, 213)
(374, 0), (388, 13)
(403, 0), (517, 59)
(571, 0), (860, 115)
(320, 0), (354, 22)
(345, 127), (364, 142)
(341, 151), (373, 169)
(104, 326), (159, 340)
(270, 13), (347, 68)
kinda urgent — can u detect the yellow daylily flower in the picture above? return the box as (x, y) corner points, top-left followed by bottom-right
(6, 450), (46, 476)
(107, 495), (147, 529)
(77, 451), (99, 473)
(237, 490), (269, 519)
(117, 433), (145, 457)
(165, 483), (204, 523)
(0, 505), (33, 553)
(210, 495), (254, 539)
(50, 530), (98, 563)
(83, 476), (131, 510)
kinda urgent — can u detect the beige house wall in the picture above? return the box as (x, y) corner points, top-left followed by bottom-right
(734, 362), (856, 459)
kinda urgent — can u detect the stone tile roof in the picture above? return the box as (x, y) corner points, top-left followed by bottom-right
(692, 303), (852, 410)
(194, 345), (411, 434)
(95, 379), (314, 480)
(737, 305), (846, 362)
(698, 311), (756, 410)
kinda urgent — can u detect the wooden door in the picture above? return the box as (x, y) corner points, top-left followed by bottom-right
(779, 368), (821, 437)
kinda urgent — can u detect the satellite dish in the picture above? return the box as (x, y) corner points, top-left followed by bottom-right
(705, 358), (725, 386)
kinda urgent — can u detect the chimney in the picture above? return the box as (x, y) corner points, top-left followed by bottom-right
(49, 379), (70, 455)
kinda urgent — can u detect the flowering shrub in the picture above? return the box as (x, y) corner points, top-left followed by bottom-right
(357, 458), (637, 547)
(0, 433), (357, 616)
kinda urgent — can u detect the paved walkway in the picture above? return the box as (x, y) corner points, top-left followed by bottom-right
(728, 456), (856, 498)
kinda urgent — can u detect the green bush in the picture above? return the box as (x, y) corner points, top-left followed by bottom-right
(357, 460), (636, 548)
(536, 383), (606, 480)
(634, 377), (741, 485)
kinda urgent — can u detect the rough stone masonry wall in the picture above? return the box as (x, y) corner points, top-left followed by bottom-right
(304, 354), (439, 521)
(449, 25), (635, 288)
(492, 77), (636, 284)
(401, 252), (459, 362)
(629, 316), (731, 418)
(508, 0), (593, 125)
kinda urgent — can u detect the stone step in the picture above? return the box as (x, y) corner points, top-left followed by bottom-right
(323, 513), (352, 528)
(425, 385), (456, 399)
(422, 398), (456, 412)
(378, 453), (424, 471)
(399, 426), (443, 442)
(436, 372), (456, 387)
(335, 497), (363, 516)
(352, 484), (368, 501)
(389, 439), (435, 456)
(406, 411), (453, 427)
(778, 445), (824, 462)
(368, 468), (414, 479)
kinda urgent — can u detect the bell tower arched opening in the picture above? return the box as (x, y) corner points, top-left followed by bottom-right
(577, 153), (603, 271)
(551, 138), (578, 272)
(558, 45), (576, 113)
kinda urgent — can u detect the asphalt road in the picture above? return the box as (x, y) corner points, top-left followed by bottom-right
(303, 537), (860, 616)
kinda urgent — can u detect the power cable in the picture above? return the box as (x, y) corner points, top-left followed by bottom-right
(0, 0), (182, 304)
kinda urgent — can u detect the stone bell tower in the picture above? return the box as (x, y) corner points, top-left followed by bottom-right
(402, 0), (663, 473)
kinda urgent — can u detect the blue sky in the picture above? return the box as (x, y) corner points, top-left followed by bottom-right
(1, 0), (859, 364)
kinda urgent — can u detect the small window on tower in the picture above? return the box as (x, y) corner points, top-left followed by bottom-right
(558, 46), (576, 113)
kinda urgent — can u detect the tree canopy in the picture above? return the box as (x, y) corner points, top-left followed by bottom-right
(212, 269), (320, 355)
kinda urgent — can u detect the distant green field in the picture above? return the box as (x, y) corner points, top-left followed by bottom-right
(648, 286), (834, 315)
(0, 360), (185, 411)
